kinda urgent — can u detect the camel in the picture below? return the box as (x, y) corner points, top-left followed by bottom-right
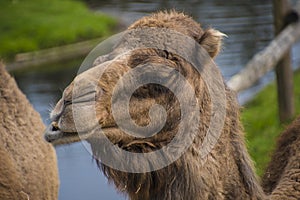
(0, 63), (59, 200)
(44, 11), (300, 199)
(262, 116), (300, 199)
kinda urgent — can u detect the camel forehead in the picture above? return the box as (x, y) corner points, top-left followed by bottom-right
(74, 52), (129, 83)
(61, 64), (106, 102)
(75, 62), (111, 84)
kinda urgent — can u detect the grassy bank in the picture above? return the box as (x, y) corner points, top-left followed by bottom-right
(242, 69), (300, 176)
(0, 0), (117, 61)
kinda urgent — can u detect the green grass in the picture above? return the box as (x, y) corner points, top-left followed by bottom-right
(0, 0), (117, 60)
(242, 70), (300, 176)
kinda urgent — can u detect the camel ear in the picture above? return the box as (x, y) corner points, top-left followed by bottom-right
(198, 28), (226, 58)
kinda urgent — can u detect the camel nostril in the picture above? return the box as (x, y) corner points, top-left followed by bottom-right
(51, 126), (58, 132)
(51, 122), (60, 131)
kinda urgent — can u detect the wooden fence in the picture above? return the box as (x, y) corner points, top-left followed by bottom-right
(6, 37), (104, 71)
(227, 0), (300, 122)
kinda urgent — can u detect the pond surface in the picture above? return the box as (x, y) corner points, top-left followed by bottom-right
(12, 0), (300, 199)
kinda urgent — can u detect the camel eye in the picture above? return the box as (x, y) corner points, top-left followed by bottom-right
(63, 100), (72, 106)
(72, 90), (98, 104)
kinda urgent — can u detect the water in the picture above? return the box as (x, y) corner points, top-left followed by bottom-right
(12, 0), (300, 199)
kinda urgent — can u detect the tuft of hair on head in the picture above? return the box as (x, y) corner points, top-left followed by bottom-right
(198, 28), (227, 58)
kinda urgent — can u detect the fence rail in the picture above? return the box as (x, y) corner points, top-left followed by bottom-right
(227, 0), (300, 122)
(6, 37), (104, 71)
(227, 12), (300, 92)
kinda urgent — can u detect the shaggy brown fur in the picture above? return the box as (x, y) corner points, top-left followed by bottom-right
(262, 116), (300, 199)
(0, 63), (59, 200)
(44, 11), (299, 200)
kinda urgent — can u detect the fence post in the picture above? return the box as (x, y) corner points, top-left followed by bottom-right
(273, 0), (295, 122)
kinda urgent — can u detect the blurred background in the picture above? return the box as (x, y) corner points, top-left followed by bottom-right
(1, 0), (300, 199)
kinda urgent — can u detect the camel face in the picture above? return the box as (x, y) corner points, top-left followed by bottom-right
(44, 51), (190, 148)
(44, 11), (226, 148)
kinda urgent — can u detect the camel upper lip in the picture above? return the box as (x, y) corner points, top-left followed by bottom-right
(43, 124), (80, 143)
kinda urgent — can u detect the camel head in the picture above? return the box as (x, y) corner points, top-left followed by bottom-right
(44, 11), (225, 147)
(44, 12), (229, 197)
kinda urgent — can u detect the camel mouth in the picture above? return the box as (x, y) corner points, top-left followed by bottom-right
(44, 124), (82, 145)
(43, 124), (115, 145)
